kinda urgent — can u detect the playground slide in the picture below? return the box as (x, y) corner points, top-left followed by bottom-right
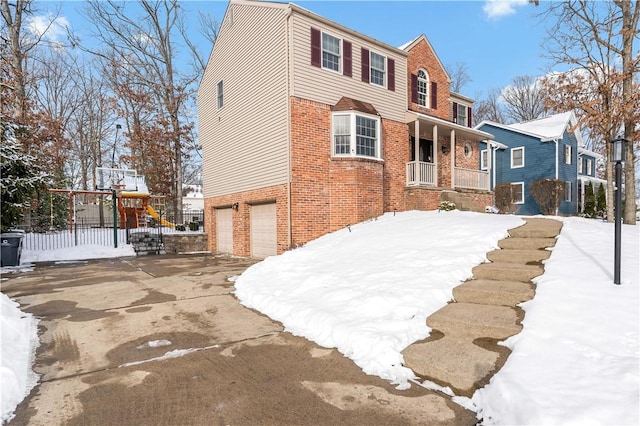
(146, 205), (175, 228)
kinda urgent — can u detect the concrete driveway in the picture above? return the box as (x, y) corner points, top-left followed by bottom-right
(2, 254), (475, 426)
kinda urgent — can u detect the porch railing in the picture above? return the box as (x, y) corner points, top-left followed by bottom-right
(454, 167), (490, 191)
(406, 161), (436, 186)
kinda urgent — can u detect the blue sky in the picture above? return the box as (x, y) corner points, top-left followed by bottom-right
(42, 0), (551, 100)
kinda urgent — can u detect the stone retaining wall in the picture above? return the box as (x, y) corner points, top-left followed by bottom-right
(162, 233), (209, 254)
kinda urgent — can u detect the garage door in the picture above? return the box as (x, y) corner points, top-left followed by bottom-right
(216, 208), (233, 254)
(250, 203), (277, 258)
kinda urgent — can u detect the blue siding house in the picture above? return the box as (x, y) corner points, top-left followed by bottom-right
(476, 112), (585, 215)
(577, 147), (605, 213)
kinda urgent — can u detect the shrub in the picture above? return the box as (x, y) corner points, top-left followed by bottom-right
(438, 201), (456, 211)
(583, 181), (596, 217)
(494, 183), (518, 214)
(188, 222), (199, 231)
(596, 183), (606, 217)
(530, 179), (564, 215)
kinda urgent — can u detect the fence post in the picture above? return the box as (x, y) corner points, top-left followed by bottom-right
(112, 189), (118, 248)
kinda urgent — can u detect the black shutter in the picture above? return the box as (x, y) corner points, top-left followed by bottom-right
(431, 82), (437, 109)
(343, 40), (352, 77)
(467, 106), (472, 127)
(411, 74), (418, 104)
(361, 47), (370, 83)
(452, 102), (458, 123)
(387, 58), (395, 91)
(311, 28), (321, 68)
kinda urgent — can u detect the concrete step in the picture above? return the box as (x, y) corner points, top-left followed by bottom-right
(498, 237), (557, 250)
(402, 336), (509, 397)
(472, 262), (543, 282)
(508, 227), (559, 239)
(486, 248), (551, 264)
(452, 279), (535, 306)
(426, 303), (522, 339)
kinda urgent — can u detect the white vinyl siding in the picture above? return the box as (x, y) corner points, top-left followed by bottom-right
(290, 12), (407, 123)
(250, 203), (277, 258)
(199, 3), (290, 198)
(216, 208), (233, 253)
(511, 147), (524, 168)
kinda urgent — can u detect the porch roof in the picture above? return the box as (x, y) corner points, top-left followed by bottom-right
(405, 110), (494, 141)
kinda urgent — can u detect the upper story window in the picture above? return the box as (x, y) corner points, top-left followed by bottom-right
(586, 158), (592, 175)
(457, 104), (468, 127)
(311, 28), (352, 77)
(332, 112), (381, 159)
(452, 101), (471, 127)
(322, 32), (341, 72)
(370, 51), (386, 87)
(578, 158), (583, 173)
(511, 147), (524, 168)
(417, 69), (428, 107)
(564, 144), (573, 164)
(217, 80), (224, 109)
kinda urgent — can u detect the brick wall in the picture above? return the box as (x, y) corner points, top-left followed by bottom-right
(204, 184), (289, 256)
(406, 38), (451, 121)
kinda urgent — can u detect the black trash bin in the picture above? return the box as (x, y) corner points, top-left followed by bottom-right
(1, 232), (24, 267)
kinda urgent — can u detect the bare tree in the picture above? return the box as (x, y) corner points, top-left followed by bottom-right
(537, 0), (639, 224)
(79, 0), (200, 220)
(473, 87), (508, 125)
(446, 61), (472, 94)
(501, 75), (548, 122)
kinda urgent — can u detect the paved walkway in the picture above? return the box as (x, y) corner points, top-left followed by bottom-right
(403, 218), (563, 397)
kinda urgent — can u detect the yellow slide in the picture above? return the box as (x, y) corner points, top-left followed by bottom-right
(146, 205), (175, 228)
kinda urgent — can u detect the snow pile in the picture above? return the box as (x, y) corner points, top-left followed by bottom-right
(235, 210), (524, 386)
(0, 293), (39, 424)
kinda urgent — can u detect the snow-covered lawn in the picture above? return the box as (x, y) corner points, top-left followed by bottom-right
(1, 211), (638, 425)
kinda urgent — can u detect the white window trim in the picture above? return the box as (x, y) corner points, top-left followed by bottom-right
(217, 80), (224, 109)
(578, 157), (583, 173)
(480, 149), (488, 170)
(512, 182), (525, 204)
(321, 31), (342, 74)
(457, 103), (468, 127)
(417, 69), (429, 107)
(564, 144), (572, 164)
(369, 50), (386, 88)
(565, 181), (572, 202)
(586, 159), (592, 175)
(331, 112), (382, 160)
(511, 147), (525, 168)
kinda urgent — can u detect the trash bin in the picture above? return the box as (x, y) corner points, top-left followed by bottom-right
(1, 232), (24, 267)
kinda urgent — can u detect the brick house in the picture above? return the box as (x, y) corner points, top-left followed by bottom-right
(198, 0), (494, 257)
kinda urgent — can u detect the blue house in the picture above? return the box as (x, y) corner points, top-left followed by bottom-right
(476, 111), (587, 216)
(577, 147), (605, 213)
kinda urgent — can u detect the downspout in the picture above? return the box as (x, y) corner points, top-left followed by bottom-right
(554, 138), (559, 215)
(285, 6), (293, 249)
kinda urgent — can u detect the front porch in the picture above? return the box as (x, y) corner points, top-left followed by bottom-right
(406, 161), (489, 191)
(405, 111), (493, 191)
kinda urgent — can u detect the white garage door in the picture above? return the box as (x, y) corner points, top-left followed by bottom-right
(250, 203), (277, 258)
(216, 208), (233, 254)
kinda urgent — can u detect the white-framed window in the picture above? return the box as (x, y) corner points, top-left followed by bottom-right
(217, 80), (224, 109)
(370, 51), (386, 87)
(480, 149), (488, 170)
(322, 32), (341, 72)
(512, 182), (524, 204)
(457, 103), (468, 127)
(417, 69), (428, 107)
(564, 144), (572, 164)
(332, 112), (381, 159)
(511, 147), (524, 168)
(586, 159), (592, 175)
(578, 158), (583, 173)
(564, 181), (572, 202)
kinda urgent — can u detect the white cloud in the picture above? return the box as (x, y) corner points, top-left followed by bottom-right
(483, 0), (529, 19)
(26, 14), (69, 43)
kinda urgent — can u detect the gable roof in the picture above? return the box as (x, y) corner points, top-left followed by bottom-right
(399, 34), (450, 84)
(475, 111), (584, 147)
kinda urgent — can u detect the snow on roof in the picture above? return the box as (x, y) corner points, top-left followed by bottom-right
(507, 111), (575, 141)
(398, 35), (420, 50)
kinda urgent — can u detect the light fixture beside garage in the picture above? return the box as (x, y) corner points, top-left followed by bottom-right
(232, 202), (239, 211)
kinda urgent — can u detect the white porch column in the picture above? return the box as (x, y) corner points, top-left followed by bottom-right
(487, 141), (492, 190)
(433, 124), (438, 186)
(414, 120), (420, 162)
(450, 129), (455, 188)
